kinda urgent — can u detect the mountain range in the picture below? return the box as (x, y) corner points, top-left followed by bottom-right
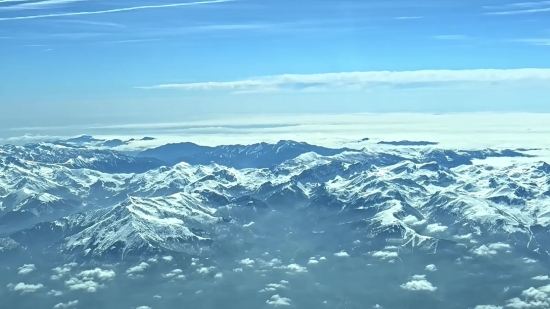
(1, 137), (549, 265)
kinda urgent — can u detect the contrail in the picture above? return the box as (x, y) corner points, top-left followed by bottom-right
(0, 0), (234, 21)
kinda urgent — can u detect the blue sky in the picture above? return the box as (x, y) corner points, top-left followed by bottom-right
(1, 0), (550, 132)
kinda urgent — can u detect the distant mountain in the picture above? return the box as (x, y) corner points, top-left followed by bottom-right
(136, 140), (355, 168)
(1, 139), (547, 262)
(378, 140), (439, 146)
(0, 143), (165, 173)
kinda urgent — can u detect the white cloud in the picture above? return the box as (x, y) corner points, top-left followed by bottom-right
(138, 69), (550, 93)
(474, 306), (502, 309)
(127, 262), (150, 274)
(280, 264), (307, 274)
(214, 273), (223, 279)
(472, 245), (498, 256)
(136, 307), (152, 309)
(308, 259), (319, 265)
(8, 282), (45, 294)
(78, 268), (116, 281)
(65, 277), (102, 293)
(0, 0), (233, 21)
(233, 268), (243, 272)
(53, 300), (79, 309)
(197, 267), (216, 274)
(163, 269), (184, 279)
(488, 243), (511, 250)
(372, 251), (398, 259)
(523, 258), (537, 264)
(334, 251), (350, 257)
(18, 264), (36, 275)
(266, 294), (291, 306)
(162, 255), (174, 262)
(48, 290), (63, 296)
(260, 283), (287, 293)
(426, 223), (448, 233)
(400, 275), (437, 292)
(239, 258), (255, 266)
(425, 264), (437, 272)
(533, 276), (550, 281)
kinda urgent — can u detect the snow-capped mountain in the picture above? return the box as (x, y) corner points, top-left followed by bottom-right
(1, 140), (549, 264)
(136, 140), (354, 168)
(0, 143), (164, 173)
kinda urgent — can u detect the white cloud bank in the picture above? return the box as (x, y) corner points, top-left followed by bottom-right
(138, 69), (550, 92)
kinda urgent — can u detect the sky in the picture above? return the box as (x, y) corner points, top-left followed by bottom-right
(1, 0), (550, 136)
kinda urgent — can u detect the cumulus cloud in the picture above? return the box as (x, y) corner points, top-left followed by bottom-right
(473, 243), (511, 257)
(197, 267), (216, 274)
(505, 285), (550, 309)
(474, 306), (502, 309)
(162, 256), (174, 262)
(18, 264), (36, 275)
(279, 264), (307, 274)
(78, 268), (116, 281)
(334, 251), (350, 257)
(127, 262), (150, 274)
(214, 273), (223, 279)
(425, 264), (437, 272)
(472, 245), (498, 256)
(400, 275), (437, 292)
(53, 300), (79, 309)
(488, 243), (511, 250)
(48, 290), (63, 296)
(533, 276), (550, 281)
(8, 282), (45, 294)
(258, 258), (283, 268)
(65, 277), (102, 293)
(50, 264), (76, 280)
(372, 251), (398, 260)
(260, 283), (288, 293)
(163, 269), (185, 279)
(136, 307), (152, 309)
(308, 259), (319, 265)
(239, 258), (255, 266)
(425, 223), (448, 233)
(266, 294), (291, 306)
(138, 69), (550, 93)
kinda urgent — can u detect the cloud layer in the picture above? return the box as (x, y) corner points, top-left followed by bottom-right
(138, 68), (550, 93)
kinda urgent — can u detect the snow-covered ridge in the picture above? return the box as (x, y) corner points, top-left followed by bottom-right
(1, 140), (549, 261)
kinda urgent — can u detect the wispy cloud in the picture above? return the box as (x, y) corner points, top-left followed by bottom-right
(0, 0), (89, 10)
(0, 0), (234, 21)
(394, 16), (423, 20)
(137, 68), (550, 93)
(484, 1), (550, 15)
(432, 35), (469, 40)
(54, 20), (126, 28)
(514, 38), (550, 46)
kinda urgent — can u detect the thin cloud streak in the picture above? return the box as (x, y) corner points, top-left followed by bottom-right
(485, 7), (550, 15)
(0, 0), (234, 21)
(137, 69), (550, 92)
(1, 0), (89, 10)
(432, 35), (469, 40)
(54, 20), (126, 28)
